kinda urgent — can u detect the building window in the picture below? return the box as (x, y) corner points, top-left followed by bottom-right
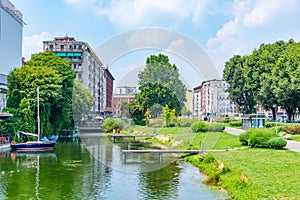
(50, 45), (53, 50)
(60, 45), (64, 50)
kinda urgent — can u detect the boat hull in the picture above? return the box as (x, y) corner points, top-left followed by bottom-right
(11, 141), (56, 151)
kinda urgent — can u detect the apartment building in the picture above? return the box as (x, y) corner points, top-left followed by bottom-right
(0, 74), (7, 112)
(43, 36), (113, 115)
(0, 0), (24, 74)
(113, 86), (137, 117)
(193, 79), (237, 118)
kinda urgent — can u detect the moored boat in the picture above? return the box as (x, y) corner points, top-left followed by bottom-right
(10, 87), (57, 151)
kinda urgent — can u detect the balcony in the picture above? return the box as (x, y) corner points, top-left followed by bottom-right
(70, 58), (83, 63)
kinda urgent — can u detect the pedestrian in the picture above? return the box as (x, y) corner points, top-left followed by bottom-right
(117, 127), (120, 134)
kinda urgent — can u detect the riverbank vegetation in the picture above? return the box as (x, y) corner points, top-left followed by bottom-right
(0, 52), (93, 140)
(114, 117), (297, 199)
(223, 39), (300, 120)
(185, 149), (300, 199)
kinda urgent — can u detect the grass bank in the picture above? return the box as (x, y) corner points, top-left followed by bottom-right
(129, 125), (300, 199)
(185, 148), (300, 199)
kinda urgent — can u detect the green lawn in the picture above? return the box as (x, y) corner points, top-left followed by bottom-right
(128, 125), (300, 199)
(129, 125), (242, 150)
(290, 135), (300, 142)
(210, 149), (300, 199)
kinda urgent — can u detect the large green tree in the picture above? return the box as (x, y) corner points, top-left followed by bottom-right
(6, 51), (75, 136)
(245, 41), (287, 120)
(272, 40), (300, 120)
(138, 54), (186, 109)
(72, 80), (94, 125)
(135, 82), (181, 115)
(224, 39), (300, 120)
(223, 55), (256, 114)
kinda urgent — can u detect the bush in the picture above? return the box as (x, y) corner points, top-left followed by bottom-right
(229, 120), (242, 127)
(168, 122), (176, 127)
(208, 123), (225, 132)
(239, 130), (252, 146)
(267, 137), (287, 149)
(264, 121), (287, 128)
(132, 118), (146, 126)
(248, 128), (278, 148)
(190, 121), (209, 133)
(177, 118), (198, 127)
(102, 118), (126, 133)
(215, 117), (230, 123)
(284, 125), (300, 135)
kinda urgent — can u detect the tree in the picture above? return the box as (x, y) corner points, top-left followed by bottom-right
(136, 82), (181, 116)
(6, 52), (75, 137)
(224, 39), (300, 120)
(72, 80), (94, 125)
(272, 41), (300, 120)
(162, 104), (171, 127)
(245, 41), (287, 120)
(120, 100), (130, 118)
(223, 55), (256, 114)
(138, 54), (186, 110)
(129, 100), (145, 125)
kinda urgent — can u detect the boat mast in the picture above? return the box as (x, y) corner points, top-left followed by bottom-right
(37, 87), (40, 142)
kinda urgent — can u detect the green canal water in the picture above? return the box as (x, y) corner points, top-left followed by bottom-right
(0, 137), (230, 200)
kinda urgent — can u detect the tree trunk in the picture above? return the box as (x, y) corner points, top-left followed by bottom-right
(286, 108), (293, 120)
(272, 107), (277, 121)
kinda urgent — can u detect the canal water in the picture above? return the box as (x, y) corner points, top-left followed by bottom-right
(0, 136), (230, 200)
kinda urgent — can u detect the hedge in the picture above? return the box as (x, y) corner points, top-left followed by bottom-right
(239, 128), (286, 149)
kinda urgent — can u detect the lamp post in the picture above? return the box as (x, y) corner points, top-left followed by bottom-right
(273, 104), (277, 134)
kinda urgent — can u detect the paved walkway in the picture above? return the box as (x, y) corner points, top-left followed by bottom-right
(224, 127), (300, 153)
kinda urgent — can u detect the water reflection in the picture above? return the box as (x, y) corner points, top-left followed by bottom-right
(0, 138), (229, 199)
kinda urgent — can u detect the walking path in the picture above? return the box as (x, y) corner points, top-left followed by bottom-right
(224, 127), (300, 153)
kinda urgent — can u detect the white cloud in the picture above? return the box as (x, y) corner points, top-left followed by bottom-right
(166, 39), (185, 53)
(243, 0), (298, 27)
(65, 0), (211, 28)
(206, 0), (300, 72)
(126, 28), (173, 49)
(23, 32), (50, 60)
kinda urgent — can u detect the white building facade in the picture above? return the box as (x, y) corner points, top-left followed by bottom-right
(0, 0), (23, 74)
(0, 74), (7, 112)
(43, 37), (105, 114)
(193, 79), (237, 118)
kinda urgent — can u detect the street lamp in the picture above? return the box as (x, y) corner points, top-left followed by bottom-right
(273, 104), (277, 134)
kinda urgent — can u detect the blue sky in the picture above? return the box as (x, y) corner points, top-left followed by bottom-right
(11, 0), (300, 88)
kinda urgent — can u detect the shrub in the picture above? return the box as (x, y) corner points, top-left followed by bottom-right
(190, 121), (209, 133)
(132, 118), (146, 126)
(215, 117), (230, 123)
(264, 121), (287, 128)
(177, 118), (197, 127)
(202, 153), (216, 163)
(102, 118), (125, 133)
(229, 120), (242, 127)
(208, 123), (225, 132)
(284, 125), (300, 135)
(248, 128), (277, 148)
(267, 137), (287, 149)
(239, 130), (252, 145)
(168, 122), (176, 127)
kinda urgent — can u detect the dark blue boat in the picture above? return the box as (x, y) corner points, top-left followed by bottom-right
(10, 141), (56, 151)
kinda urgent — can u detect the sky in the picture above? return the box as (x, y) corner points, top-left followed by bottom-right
(11, 0), (300, 88)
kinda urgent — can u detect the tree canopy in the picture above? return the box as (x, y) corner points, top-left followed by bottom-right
(130, 54), (185, 122)
(72, 80), (94, 125)
(223, 39), (300, 120)
(138, 54), (186, 108)
(6, 51), (75, 136)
